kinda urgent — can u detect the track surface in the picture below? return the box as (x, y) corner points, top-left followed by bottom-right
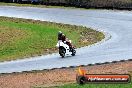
(0, 6), (132, 73)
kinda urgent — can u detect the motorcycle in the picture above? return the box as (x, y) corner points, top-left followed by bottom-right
(56, 40), (76, 58)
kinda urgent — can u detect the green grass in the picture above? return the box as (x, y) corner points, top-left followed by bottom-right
(0, 2), (80, 9)
(0, 2), (97, 10)
(0, 17), (104, 61)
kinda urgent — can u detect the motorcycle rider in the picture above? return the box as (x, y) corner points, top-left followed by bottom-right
(58, 31), (73, 50)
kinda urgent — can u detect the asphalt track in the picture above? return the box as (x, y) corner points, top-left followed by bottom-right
(0, 6), (132, 73)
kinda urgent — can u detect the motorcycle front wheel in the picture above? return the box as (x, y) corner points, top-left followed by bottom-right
(59, 47), (66, 58)
(71, 49), (76, 56)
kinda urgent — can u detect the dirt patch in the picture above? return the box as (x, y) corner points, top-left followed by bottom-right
(80, 30), (104, 46)
(0, 61), (132, 88)
(0, 26), (27, 46)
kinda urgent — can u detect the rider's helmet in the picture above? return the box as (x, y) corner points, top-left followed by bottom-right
(58, 31), (62, 35)
(58, 31), (63, 41)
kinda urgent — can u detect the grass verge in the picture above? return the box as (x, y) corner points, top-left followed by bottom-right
(0, 2), (80, 9)
(0, 17), (104, 61)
